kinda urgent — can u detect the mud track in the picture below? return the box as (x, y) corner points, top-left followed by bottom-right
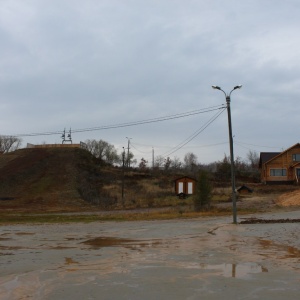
(240, 218), (300, 224)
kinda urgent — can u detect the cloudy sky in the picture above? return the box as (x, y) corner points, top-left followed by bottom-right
(1, 0), (300, 164)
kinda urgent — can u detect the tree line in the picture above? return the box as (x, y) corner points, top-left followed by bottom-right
(83, 139), (260, 181)
(0, 136), (260, 182)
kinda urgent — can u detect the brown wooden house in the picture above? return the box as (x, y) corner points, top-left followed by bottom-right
(174, 176), (196, 196)
(259, 143), (300, 184)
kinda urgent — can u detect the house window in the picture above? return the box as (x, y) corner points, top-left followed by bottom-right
(270, 169), (286, 176)
(292, 154), (300, 161)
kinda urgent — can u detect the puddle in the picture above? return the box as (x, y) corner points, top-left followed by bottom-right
(81, 237), (161, 249)
(259, 239), (300, 258)
(65, 237), (83, 241)
(15, 232), (35, 236)
(0, 252), (14, 256)
(51, 246), (76, 250)
(200, 262), (267, 278)
(0, 245), (23, 250)
(65, 257), (78, 265)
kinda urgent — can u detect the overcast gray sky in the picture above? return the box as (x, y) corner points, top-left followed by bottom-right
(1, 0), (300, 164)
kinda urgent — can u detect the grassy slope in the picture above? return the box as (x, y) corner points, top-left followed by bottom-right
(0, 148), (104, 212)
(0, 148), (183, 213)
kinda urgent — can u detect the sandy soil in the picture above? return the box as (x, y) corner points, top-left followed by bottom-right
(1, 210), (300, 300)
(276, 190), (300, 206)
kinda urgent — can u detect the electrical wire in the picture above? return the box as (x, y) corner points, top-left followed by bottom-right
(129, 140), (228, 149)
(130, 143), (153, 154)
(9, 105), (224, 138)
(234, 140), (282, 150)
(162, 107), (226, 157)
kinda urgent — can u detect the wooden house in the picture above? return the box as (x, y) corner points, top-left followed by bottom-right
(174, 176), (196, 196)
(259, 143), (300, 184)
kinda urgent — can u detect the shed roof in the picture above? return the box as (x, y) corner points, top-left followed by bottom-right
(174, 176), (196, 182)
(237, 185), (253, 193)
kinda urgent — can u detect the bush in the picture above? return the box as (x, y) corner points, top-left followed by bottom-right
(194, 170), (212, 211)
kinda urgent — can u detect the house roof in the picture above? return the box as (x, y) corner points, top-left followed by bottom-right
(259, 152), (280, 168)
(259, 143), (300, 168)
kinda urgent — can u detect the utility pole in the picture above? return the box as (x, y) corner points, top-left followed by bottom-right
(126, 137), (132, 168)
(152, 147), (154, 169)
(212, 85), (242, 224)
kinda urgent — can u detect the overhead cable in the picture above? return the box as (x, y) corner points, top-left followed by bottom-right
(162, 108), (226, 157)
(9, 105), (224, 137)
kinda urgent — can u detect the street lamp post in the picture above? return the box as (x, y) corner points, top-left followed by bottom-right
(212, 85), (242, 224)
(122, 147), (125, 207)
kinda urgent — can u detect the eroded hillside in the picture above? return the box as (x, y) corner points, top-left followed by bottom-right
(0, 147), (115, 212)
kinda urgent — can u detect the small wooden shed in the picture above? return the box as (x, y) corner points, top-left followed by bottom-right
(174, 176), (196, 196)
(237, 185), (253, 195)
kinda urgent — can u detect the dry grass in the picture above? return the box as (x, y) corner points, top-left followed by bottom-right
(2, 148), (300, 217)
(0, 206), (236, 224)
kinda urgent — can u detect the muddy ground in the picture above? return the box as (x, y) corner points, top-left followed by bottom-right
(1, 209), (300, 300)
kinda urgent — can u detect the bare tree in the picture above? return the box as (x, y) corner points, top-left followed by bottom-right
(0, 135), (22, 153)
(126, 151), (136, 167)
(164, 157), (172, 170)
(116, 150), (136, 167)
(184, 152), (198, 171)
(247, 150), (259, 169)
(85, 139), (119, 164)
(154, 155), (165, 169)
(170, 156), (182, 171)
(139, 158), (148, 170)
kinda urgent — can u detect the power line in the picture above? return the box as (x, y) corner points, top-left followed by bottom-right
(130, 143), (152, 154)
(71, 106), (224, 133)
(234, 140), (282, 150)
(9, 105), (224, 138)
(129, 140), (228, 149)
(162, 108), (226, 157)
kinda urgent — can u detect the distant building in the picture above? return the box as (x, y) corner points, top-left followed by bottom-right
(259, 143), (300, 184)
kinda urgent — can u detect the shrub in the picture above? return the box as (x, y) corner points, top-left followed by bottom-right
(194, 170), (212, 211)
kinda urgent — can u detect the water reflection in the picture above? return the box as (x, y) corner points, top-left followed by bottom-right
(82, 236), (162, 249)
(81, 237), (268, 278)
(200, 262), (268, 278)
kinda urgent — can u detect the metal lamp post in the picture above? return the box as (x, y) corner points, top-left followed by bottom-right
(212, 85), (242, 224)
(122, 147), (125, 207)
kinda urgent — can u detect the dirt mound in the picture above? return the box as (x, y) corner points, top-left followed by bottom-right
(0, 147), (119, 212)
(276, 190), (300, 207)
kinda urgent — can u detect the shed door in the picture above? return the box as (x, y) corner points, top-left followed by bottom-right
(178, 182), (184, 193)
(187, 182), (193, 194)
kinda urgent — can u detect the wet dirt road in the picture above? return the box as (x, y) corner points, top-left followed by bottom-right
(0, 210), (300, 300)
